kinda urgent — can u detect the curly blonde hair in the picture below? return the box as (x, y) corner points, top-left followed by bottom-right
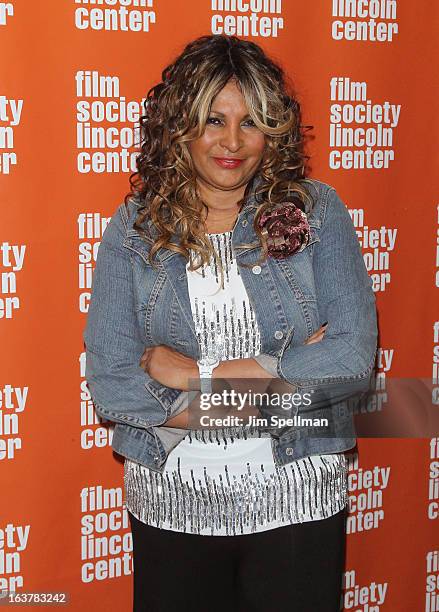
(125, 34), (315, 281)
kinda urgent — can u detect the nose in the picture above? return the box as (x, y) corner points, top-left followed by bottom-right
(219, 122), (242, 153)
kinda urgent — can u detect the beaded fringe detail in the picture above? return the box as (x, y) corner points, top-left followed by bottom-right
(124, 454), (348, 536)
(186, 424), (268, 447)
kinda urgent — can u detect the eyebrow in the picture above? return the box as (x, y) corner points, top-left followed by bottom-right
(209, 111), (251, 118)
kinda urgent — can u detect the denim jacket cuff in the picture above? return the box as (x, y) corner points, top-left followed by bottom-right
(253, 353), (279, 378)
(153, 390), (198, 455)
(153, 426), (188, 455)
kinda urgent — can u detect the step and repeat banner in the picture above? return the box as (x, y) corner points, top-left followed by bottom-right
(1, 1), (438, 610)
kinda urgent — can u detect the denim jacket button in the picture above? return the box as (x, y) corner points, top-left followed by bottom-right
(274, 330), (283, 339)
(153, 455), (160, 462)
(252, 265), (261, 274)
(241, 219), (248, 227)
(286, 447), (294, 456)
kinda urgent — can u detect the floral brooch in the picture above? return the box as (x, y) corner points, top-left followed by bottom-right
(257, 200), (311, 260)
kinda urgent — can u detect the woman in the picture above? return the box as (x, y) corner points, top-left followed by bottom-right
(84, 35), (377, 612)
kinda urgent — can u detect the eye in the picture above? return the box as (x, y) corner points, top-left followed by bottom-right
(206, 117), (222, 125)
(206, 116), (257, 127)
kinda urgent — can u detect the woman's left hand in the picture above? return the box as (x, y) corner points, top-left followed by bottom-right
(139, 345), (199, 391)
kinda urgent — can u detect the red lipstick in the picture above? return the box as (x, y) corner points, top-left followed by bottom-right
(213, 157), (244, 169)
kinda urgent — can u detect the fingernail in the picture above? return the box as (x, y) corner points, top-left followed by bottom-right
(322, 321), (328, 326)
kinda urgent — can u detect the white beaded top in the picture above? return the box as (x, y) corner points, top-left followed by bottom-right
(124, 230), (348, 535)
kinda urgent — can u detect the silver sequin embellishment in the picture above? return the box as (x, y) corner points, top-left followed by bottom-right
(124, 230), (348, 535)
(124, 454), (348, 536)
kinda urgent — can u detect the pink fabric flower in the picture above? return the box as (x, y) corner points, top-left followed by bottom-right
(257, 200), (311, 260)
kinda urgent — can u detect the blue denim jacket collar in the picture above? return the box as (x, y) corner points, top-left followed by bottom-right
(128, 173), (321, 256)
(123, 175), (323, 358)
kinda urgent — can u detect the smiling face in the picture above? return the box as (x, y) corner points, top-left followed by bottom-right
(187, 79), (266, 201)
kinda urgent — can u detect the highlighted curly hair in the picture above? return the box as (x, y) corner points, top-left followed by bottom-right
(125, 34), (315, 276)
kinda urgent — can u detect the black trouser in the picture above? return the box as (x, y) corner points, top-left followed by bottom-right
(128, 507), (347, 612)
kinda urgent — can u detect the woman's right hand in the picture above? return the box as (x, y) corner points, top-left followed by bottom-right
(303, 322), (328, 345)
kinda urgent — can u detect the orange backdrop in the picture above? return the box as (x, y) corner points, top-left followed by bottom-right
(1, 1), (438, 610)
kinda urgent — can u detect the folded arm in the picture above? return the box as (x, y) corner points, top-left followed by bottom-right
(253, 187), (378, 394)
(83, 204), (191, 430)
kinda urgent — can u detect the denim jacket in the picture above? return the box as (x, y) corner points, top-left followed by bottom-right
(83, 177), (378, 474)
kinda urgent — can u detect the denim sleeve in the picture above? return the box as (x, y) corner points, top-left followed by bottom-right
(255, 187), (378, 394)
(83, 204), (188, 429)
